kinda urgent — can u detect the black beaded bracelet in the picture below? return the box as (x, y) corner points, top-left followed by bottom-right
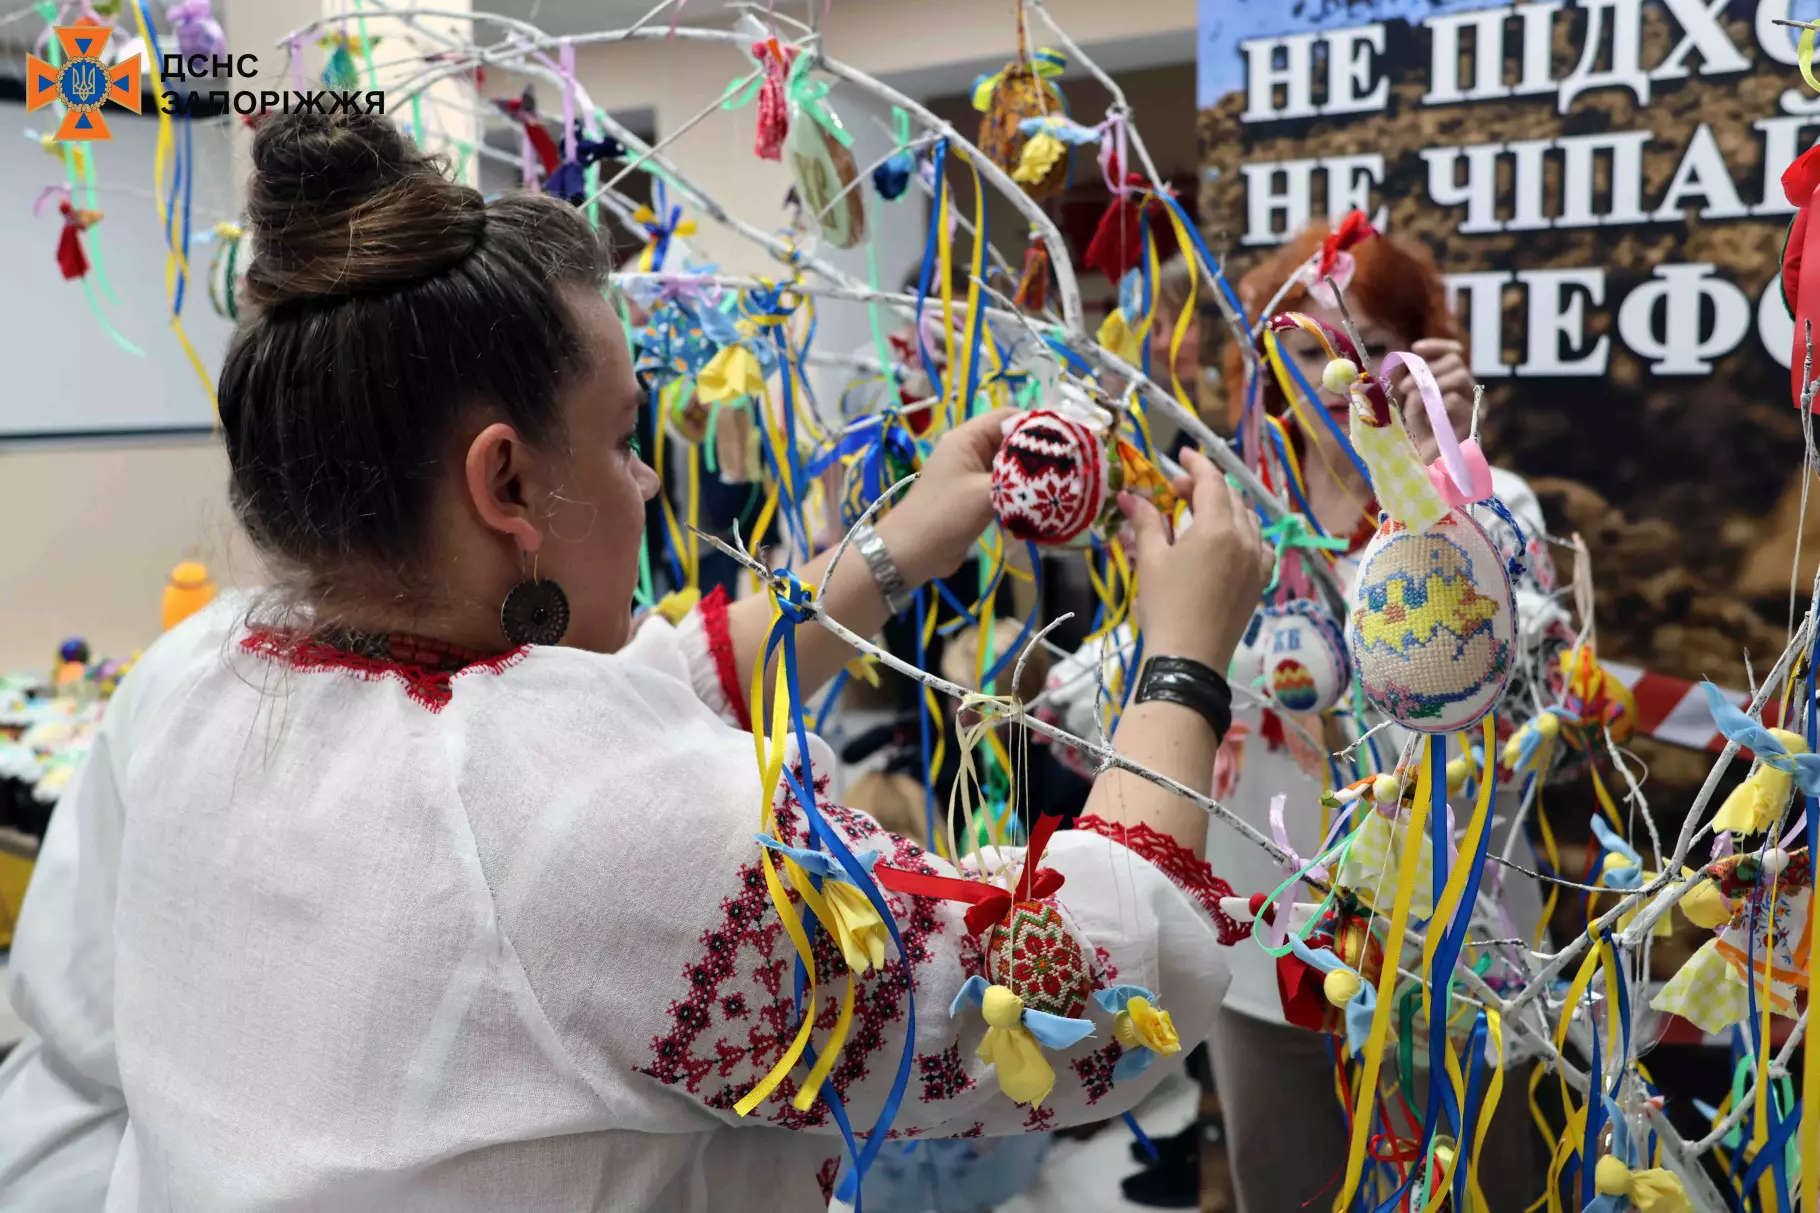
(1133, 655), (1232, 742)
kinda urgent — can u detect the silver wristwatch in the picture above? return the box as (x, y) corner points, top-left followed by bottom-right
(852, 524), (915, 616)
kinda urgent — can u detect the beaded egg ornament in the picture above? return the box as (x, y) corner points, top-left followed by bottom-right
(1340, 348), (1515, 734)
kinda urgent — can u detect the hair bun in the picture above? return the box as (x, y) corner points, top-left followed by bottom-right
(244, 110), (484, 307)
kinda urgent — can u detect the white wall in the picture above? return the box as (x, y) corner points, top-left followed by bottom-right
(0, 0), (1194, 675)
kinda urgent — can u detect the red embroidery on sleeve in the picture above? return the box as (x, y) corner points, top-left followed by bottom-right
(1071, 816), (1247, 945)
(697, 585), (750, 730)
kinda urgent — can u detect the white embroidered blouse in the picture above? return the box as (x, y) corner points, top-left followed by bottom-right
(106, 590), (1235, 1213)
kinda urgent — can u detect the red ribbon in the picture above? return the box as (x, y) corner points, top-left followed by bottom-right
(1316, 208), (1377, 280)
(874, 814), (1067, 936)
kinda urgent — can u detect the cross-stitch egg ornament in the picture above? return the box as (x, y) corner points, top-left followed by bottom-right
(984, 899), (1093, 1020)
(1348, 510), (1515, 733)
(1254, 600), (1350, 715)
(1344, 350), (1513, 733)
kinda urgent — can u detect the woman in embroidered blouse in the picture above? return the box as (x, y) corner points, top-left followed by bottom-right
(105, 112), (1273, 1212)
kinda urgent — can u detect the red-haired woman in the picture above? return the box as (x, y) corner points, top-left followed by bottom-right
(1209, 222), (1559, 1212)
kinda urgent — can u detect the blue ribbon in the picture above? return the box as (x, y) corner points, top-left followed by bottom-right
(762, 575), (917, 1208)
(913, 140), (950, 405)
(1276, 334), (1372, 488)
(1590, 817), (1644, 890)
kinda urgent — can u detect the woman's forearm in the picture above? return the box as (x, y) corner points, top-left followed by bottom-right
(725, 512), (936, 718)
(1081, 700), (1219, 859)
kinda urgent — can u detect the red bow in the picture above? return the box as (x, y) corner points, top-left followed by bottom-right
(1316, 209), (1377, 280)
(1783, 145), (1820, 410)
(874, 814), (1067, 936)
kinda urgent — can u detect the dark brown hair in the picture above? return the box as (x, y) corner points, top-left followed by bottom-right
(220, 110), (611, 604)
(1220, 222), (1460, 428)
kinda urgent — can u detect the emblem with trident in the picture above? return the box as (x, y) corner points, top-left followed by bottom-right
(25, 24), (143, 142)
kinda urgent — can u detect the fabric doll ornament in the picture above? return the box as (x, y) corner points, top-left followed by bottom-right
(492, 87), (561, 181)
(1346, 350), (1513, 733)
(973, 47), (1067, 199)
(754, 836), (890, 975)
(1651, 847), (1813, 1034)
(1334, 775), (1439, 919)
(166, 0), (226, 62)
(1298, 208), (1377, 309)
(543, 128), (626, 207)
(1252, 600), (1350, 715)
(783, 58), (865, 249)
(54, 200), (102, 281)
(1701, 681), (1820, 835)
(1276, 900), (1385, 1036)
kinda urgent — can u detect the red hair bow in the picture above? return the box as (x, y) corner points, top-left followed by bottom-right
(873, 813), (1067, 936)
(1316, 209), (1377, 281)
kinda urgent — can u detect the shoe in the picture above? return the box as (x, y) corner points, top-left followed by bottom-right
(1129, 1120), (1199, 1166)
(1120, 1152), (1200, 1209)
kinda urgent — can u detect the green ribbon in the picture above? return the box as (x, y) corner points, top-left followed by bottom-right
(1260, 514), (1349, 596)
(784, 54), (852, 148)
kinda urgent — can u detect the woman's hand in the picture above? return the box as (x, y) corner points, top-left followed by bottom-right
(1121, 448), (1274, 672)
(875, 409), (1010, 585)
(1389, 337), (1475, 464)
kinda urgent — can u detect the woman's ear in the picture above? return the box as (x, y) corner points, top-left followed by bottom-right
(463, 421), (543, 553)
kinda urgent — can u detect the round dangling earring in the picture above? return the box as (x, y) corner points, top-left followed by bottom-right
(500, 553), (569, 646)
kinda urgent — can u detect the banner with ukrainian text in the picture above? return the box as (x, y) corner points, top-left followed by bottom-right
(1198, 0), (1819, 756)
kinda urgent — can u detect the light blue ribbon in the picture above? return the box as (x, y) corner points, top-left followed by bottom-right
(1703, 681), (1820, 794)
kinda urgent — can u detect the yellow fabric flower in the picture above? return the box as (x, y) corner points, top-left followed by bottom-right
(1712, 731), (1805, 834)
(1115, 996), (1181, 1057)
(1012, 132), (1065, 184)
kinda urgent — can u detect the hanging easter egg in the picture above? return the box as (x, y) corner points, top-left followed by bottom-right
(985, 900), (1092, 1019)
(989, 410), (1113, 546)
(207, 222), (249, 322)
(786, 83), (866, 249)
(1257, 601), (1350, 715)
(666, 389), (713, 446)
(1230, 608), (1270, 694)
(1347, 509), (1516, 734)
(975, 55), (1067, 200)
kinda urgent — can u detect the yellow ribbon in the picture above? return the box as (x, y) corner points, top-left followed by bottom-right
(970, 49), (1066, 111)
(1336, 734), (1433, 1210)
(977, 985), (1057, 1106)
(734, 592), (829, 1118)
(130, 0), (218, 415)
(1801, 27), (1820, 95)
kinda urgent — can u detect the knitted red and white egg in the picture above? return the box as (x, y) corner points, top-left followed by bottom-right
(1257, 600), (1350, 715)
(990, 410), (1111, 546)
(1347, 508), (1515, 733)
(984, 899), (1092, 1019)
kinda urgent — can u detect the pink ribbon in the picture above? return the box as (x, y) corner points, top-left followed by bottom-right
(32, 184), (70, 217)
(1097, 114), (1131, 196)
(288, 34), (304, 93)
(654, 273), (722, 307)
(1378, 350), (1491, 505)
